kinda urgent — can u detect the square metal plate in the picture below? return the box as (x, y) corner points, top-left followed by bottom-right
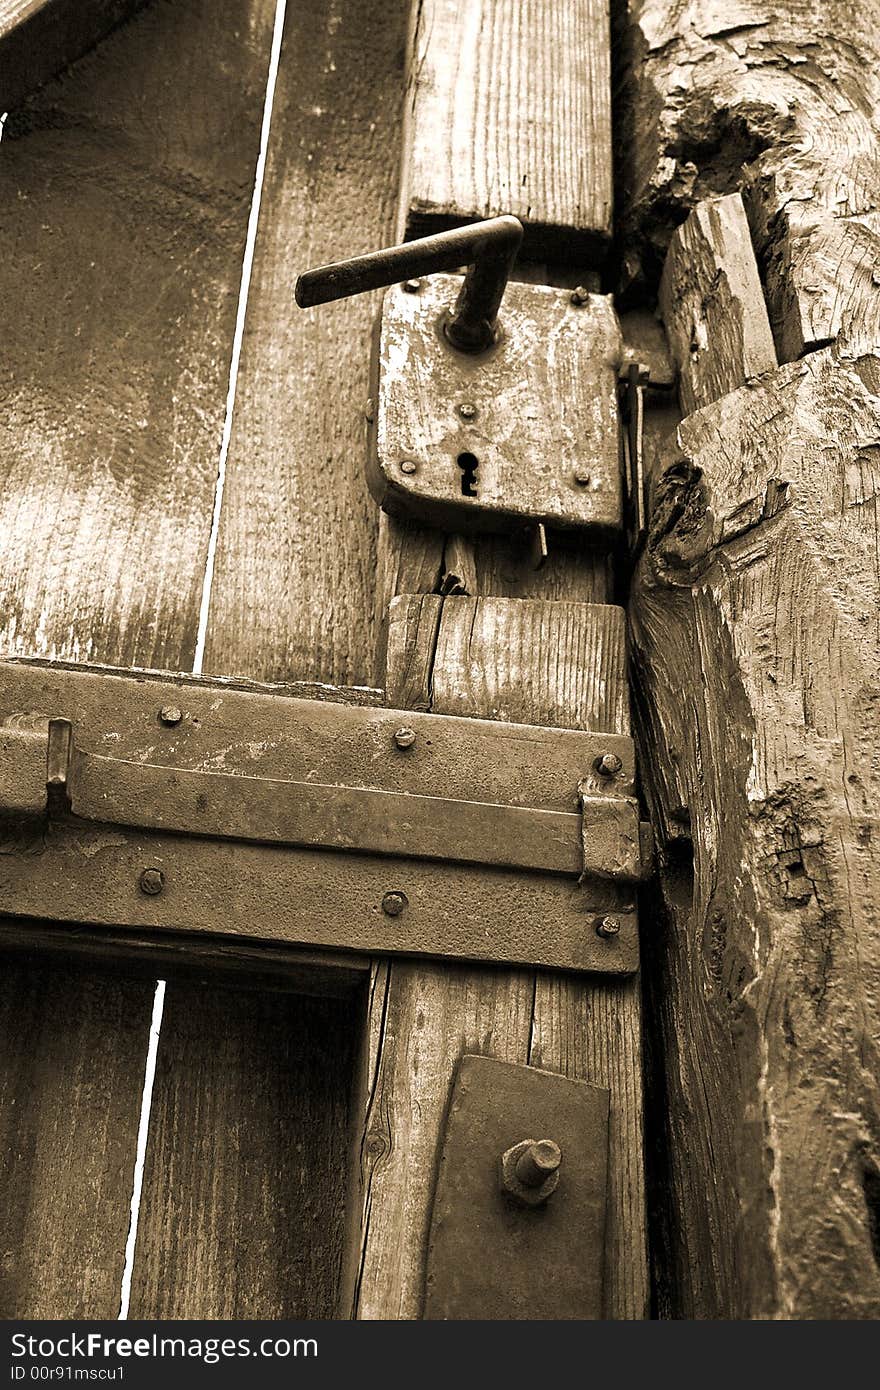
(370, 275), (622, 534)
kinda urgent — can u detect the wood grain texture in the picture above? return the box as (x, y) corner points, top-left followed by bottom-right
(0, 0), (274, 1317)
(352, 595), (648, 1319)
(129, 986), (354, 1318)
(130, 0), (410, 1319)
(615, 0), (880, 359)
(400, 0), (613, 258)
(659, 194), (777, 414)
(0, 0), (274, 670)
(631, 345), (880, 1317)
(0, 0), (147, 111)
(202, 0), (408, 689)
(0, 964), (154, 1316)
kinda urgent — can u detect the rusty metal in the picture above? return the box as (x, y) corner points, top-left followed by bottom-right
(595, 915), (621, 938)
(623, 361), (650, 553)
(0, 657), (643, 975)
(425, 1057), (609, 1319)
(139, 867), (164, 897)
(595, 751), (623, 778)
(295, 215), (523, 355)
(371, 273), (622, 535)
(501, 1138), (562, 1206)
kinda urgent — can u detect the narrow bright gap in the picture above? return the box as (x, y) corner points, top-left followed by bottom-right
(117, 0), (289, 1318)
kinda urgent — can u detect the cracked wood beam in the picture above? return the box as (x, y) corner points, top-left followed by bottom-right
(631, 192), (880, 1314)
(615, 0), (880, 359)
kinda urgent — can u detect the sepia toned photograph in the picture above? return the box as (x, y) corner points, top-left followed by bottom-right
(0, 0), (877, 1357)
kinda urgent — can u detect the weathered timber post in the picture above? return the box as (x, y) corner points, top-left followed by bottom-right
(618, 0), (880, 1319)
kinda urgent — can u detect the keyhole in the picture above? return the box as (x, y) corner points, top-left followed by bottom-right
(457, 451), (479, 497)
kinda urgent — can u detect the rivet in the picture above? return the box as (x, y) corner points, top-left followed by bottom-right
(402, 278), (422, 293)
(382, 890), (408, 917)
(400, 460), (418, 475)
(458, 401), (478, 420)
(595, 751), (623, 777)
(596, 915), (621, 938)
(393, 726), (416, 749)
(159, 706), (183, 727)
(573, 468), (592, 487)
(139, 867), (165, 897)
(570, 285), (591, 306)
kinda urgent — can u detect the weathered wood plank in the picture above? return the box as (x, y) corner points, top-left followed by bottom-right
(0, 0), (274, 1318)
(131, 0), (410, 1319)
(659, 193), (777, 414)
(0, 0), (147, 111)
(0, 963), (153, 1317)
(631, 342), (880, 1316)
(616, 0), (880, 359)
(129, 986), (355, 1318)
(201, 0), (408, 689)
(400, 0), (613, 258)
(352, 595), (647, 1319)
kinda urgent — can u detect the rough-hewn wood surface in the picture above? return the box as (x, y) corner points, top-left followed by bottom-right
(129, 0), (410, 1318)
(0, 0), (273, 1316)
(632, 188), (880, 1314)
(351, 595), (647, 1319)
(615, 0), (880, 358)
(201, 0), (408, 689)
(400, 0), (612, 257)
(659, 194), (777, 414)
(0, 0), (147, 111)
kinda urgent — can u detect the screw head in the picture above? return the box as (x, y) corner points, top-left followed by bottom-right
(501, 1138), (562, 1206)
(595, 751), (623, 777)
(402, 278), (422, 293)
(139, 867), (165, 897)
(596, 915), (621, 939)
(458, 401), (478, 420)
(159, 705), (183, 727)
(381, 890), (408, 917)
(570, 285), (591, 306)
(399, 459), (418, 475)
(393, 726), (416, 749)
(573, 468), (591, 487)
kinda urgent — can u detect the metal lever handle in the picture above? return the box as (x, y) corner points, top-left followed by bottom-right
(294, 215), (523, 353)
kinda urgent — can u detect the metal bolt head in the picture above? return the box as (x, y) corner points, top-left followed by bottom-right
(381, 890), (408, 917)
(399, 459), (418, 475)
(595, 751), (623, 777)
(570, 285), (591, 306)
(458, 401), (478, 420)
(501, 1137), (562, 1206)
(393, 726), (417, 749)
(139, 867), (165, 897)
(402, 278), (422, 293)
(596, 915), (621, 939)
(573, 468), (591, 487)
(159, 705), (183, 727)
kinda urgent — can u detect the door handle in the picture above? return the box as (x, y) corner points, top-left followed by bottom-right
(295, 215), (523, 354)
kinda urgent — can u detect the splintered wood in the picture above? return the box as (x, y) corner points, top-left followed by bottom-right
(632, 190), (880, 1317)
(400, 0), (613, 257)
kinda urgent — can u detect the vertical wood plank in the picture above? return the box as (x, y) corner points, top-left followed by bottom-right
(400, 0), (613, 258)
(353, 596), (648, 1319)
(129, 987), (354, 1318)
(131, 0), (410, 1318)
(0, 0), (273, 1316)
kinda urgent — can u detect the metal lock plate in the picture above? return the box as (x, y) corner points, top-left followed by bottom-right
(369, 274), (623, 534)
(0, 658), (642, 975)
(425, 1056), (609, 1319)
